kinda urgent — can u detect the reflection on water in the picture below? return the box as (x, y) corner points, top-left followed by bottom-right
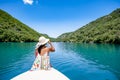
(59, 43), (120, 68)
(52, 42), (120, 80)
(0, 42), (120, 80)
(0, 42), (36, 80)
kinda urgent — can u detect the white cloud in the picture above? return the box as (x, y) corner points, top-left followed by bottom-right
(23, 0), (33, 5)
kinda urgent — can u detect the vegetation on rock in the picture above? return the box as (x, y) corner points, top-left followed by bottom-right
(0, 9), (50, 42)
(58, 8), (120, 43)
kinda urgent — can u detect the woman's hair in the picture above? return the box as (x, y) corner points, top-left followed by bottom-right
(38, 44), (45, 54)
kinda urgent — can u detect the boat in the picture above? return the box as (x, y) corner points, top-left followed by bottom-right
(11, 68), (70, 80)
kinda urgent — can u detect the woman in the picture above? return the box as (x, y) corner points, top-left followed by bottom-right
(31, 36), (55, 70)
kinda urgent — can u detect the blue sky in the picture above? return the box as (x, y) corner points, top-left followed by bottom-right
(0, 0), (120, 38)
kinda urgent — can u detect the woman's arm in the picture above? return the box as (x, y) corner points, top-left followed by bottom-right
(35, 49), (38, 57)
(48, 41), (55, 52)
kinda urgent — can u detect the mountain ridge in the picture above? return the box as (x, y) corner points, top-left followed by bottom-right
(58, 8), (120, 43)
(0, 9), (51, 42)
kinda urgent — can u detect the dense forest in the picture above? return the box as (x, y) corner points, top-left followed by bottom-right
(0, 8), (120, 43)
(58, 8), (120, 43)
(0, 9), (50, 42)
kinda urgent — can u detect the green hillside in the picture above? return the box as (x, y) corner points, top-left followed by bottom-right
(58, 8), (120, 43)
(0, 9), (49, 42)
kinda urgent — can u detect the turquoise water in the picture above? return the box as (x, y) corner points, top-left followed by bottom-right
(0, 42), (120, 80)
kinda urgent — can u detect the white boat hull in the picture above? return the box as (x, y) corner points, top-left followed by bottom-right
(11, 68), (70, 80)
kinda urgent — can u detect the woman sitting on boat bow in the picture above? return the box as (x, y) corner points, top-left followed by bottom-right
(31, 36), (55, 70)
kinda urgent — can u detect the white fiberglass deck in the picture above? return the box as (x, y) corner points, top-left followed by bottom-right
(11, 68), (70, 80)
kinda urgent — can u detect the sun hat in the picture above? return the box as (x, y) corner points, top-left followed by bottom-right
(39, 36), (49, 45)
(35, 36), (49, 49)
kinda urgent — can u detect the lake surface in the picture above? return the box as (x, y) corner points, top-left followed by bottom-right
(0, 42), (120, 80)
